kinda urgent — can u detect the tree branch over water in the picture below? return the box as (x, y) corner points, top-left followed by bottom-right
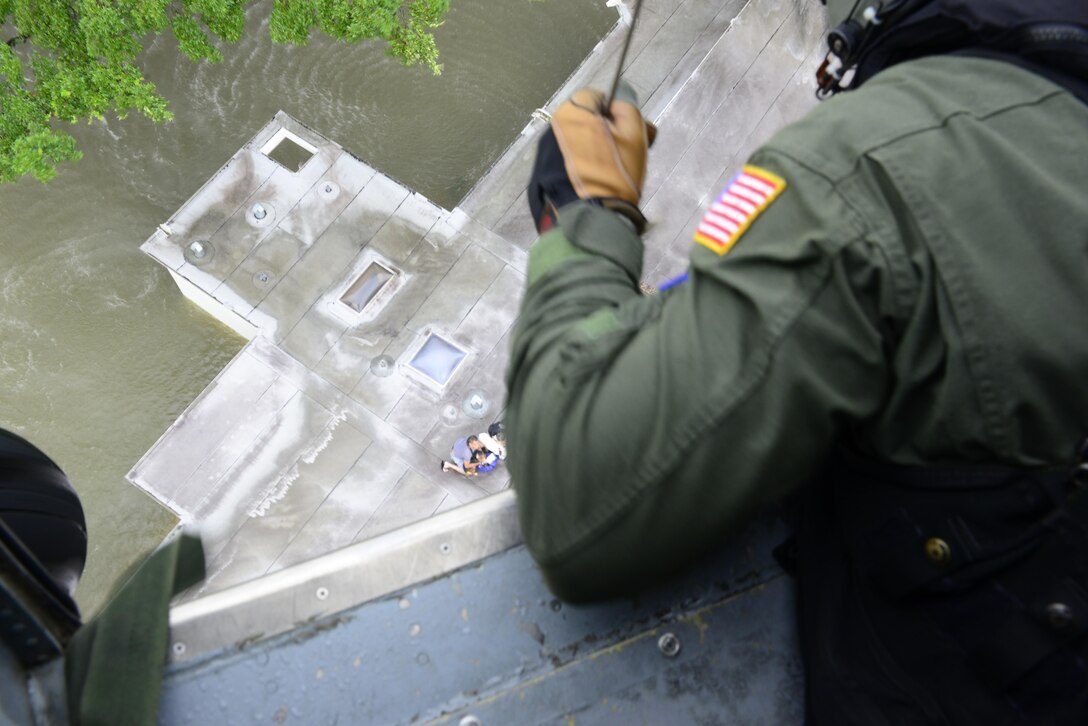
(0, 0), (449, 183)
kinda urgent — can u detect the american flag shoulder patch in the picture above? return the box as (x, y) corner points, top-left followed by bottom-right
(693, 165), (786, 256)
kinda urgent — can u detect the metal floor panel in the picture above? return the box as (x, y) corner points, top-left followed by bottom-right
(160, 517), (801, 725)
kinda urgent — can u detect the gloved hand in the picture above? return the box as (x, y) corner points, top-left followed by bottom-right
(528, 82), (656, 234)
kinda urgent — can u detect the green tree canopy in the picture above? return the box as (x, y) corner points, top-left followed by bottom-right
(0, 0), (448, 183)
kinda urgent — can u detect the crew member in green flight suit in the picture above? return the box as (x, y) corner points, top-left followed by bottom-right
(506, 1), (1088, 722)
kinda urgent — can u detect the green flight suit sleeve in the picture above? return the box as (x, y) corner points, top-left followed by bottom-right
(65, 533), (205, 725)
(506, 153), (900, 602)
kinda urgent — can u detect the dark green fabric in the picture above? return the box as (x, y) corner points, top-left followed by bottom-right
(64, 534), (205, 725)
(557, 202), (644, 284)
(526, 226), (591, 287)
(506, 55), (1088, 602)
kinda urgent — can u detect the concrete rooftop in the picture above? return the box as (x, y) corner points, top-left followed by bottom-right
(131, 0), (829, 599)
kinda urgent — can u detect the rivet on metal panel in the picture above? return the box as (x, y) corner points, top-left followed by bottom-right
(658, 632), (681, 658)
(1046, 602), (1074, 629)
(459, 716), (482, 726)
(316, 587), (330, 601)
(439, 542), (452, 555)
(172, 642), (186, 656)
(409, 623), (422, 637)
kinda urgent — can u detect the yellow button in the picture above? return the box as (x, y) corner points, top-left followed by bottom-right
(925, 537), (951, 565)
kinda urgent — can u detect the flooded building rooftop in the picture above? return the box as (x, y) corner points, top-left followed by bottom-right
(133, 111), (523, 598)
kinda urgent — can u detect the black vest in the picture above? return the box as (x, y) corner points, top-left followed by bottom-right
(793, 447), (1088, 725)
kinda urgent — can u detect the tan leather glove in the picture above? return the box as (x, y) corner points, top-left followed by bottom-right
(528, 82), (657, 233)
